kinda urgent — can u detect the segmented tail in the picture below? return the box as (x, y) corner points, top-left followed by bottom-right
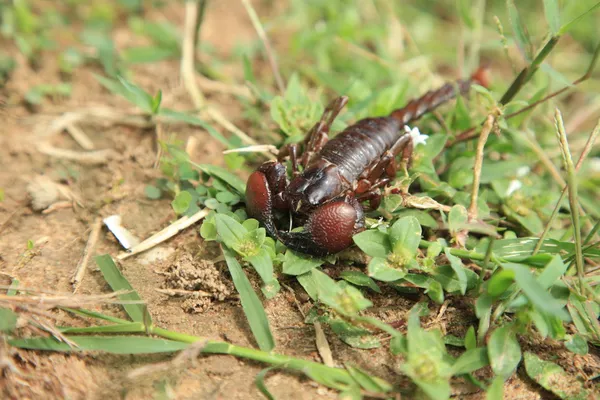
(389, 66), (489, 125)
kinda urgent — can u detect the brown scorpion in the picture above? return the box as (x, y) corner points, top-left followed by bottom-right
(245, 69), (489, 257)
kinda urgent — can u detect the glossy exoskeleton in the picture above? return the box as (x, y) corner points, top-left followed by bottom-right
(245, 69), (489, 257)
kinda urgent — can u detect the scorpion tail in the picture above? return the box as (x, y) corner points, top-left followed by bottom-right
(389, 66), (490, 126)
(470, 64), (491, 88)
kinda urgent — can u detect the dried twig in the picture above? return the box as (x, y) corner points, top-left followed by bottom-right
(469, 114), (496, 221)
(117, 208), (210, 260)
(180, 0), (261, 148)
(222, 144), (279, 155)
(36, 142), (119, 165)
(0, 290), (137, 308)
(65, 123), (94, 150)
(241, 0), (285, 94)
(71, 217), (103, 293)
(313, 321), (334, 367)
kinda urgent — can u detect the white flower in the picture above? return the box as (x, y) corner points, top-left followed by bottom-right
(516, 166), (530, 178)
(404, 125), (428, 147)
(505, 179), (522, 197)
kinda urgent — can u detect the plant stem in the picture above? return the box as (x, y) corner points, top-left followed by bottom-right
(148, 327), (358, 391)
(533, 118), (600, 255)
(554, 109), (585, 293)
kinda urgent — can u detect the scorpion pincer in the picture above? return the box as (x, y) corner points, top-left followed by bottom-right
(245, 68), (489, 257)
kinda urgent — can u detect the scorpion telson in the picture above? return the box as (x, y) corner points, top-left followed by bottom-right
(246, 68), (490, 257)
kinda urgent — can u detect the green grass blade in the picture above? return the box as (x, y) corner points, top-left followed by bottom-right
(506, 0), (532, 57)
(222, 246), (275, 351)
(9, 335), (189, 354)
(60, 307), (131, 324)
(255, 366), (278, 400)
(94, 254), (152, 325)
(59, 322), (145, 334)
(193, 163), (247, 196)
(558, 1), (600, 35)
(7, 279), (19, 295)
(543, 0), (561, 35)
(158, 108), (232, 148)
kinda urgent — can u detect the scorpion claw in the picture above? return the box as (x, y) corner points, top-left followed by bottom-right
(278, 200), (362, 257)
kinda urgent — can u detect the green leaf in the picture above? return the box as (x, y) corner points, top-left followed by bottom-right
(151, 89), (162, 114)
(487, 268), (515, 297)
(122, 46), (178, 64)
(59, 322), (144, 334)
(261, 279), (280, 299)
(448, 204), (468, 233)
(345, 364), (393, 393)
(543, 0), (560, 34)
(389, 216), (422, 257)
(564, 334), (588, 355)
(171, 191), (193, 215)
(297, 270), (319, 301)
(457, 0), (475, 29)
(9, 335), (189, 354)
(144, 185), (162, 199)
(200, 220), (217, 241)
(558, 2), (600, 35)
(330, 319), (380, 349)
(433, 265), (479, 294)
(486, 376), (504, 400)
(340, 270), (381, 293)
(444, 248), (468, 295)
(488, 324), (521, 378)
(222, 246), (275, 351)
(537, 255), (568, 289)
(0, 308), (17, 332)
(216, 191), (240, 205)
(95, 254), (151, 324)
(352, 229), (391, 258)
(95, 74), (151, 113)
(368, 257), (406, 282)
(451, 347), (489, 375)
(450, 94), (472, 130)
(506, 0), (532, 57)
(159, 109), (232, 149)
(195, 163), (246, 196)
(254, 366), (277, 400)
(465, 326), (476, 351)
(503, 263), (568, 319)
(215, 214), (248, 249)
(524, 352), (592, 400)
(282, 250), (322, 275)
(246, 248), (274, 284)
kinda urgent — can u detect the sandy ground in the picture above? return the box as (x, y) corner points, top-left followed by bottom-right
(1, 1), (598, 399)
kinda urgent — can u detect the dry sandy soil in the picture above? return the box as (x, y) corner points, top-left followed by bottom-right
(1, 1), (599, 399)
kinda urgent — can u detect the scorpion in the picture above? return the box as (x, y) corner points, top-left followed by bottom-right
(245, 68), (489, 257)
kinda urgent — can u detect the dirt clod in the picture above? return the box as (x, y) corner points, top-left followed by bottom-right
(162, 251), (233, 313)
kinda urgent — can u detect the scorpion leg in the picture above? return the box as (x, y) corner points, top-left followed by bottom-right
(300, 96), (349, 168)
(354, 133), (415, 210)
(277, 143), (300, 176)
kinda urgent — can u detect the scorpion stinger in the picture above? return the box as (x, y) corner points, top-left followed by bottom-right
(246, 69), (490, 257)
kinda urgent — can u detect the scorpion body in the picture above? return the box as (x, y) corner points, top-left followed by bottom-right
(246, 69), (488, 257)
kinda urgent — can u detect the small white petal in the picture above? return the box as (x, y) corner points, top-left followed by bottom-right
(516, 166), (530, 178)
(505, 179), (522, 197)
(404, 125), (428, 147)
